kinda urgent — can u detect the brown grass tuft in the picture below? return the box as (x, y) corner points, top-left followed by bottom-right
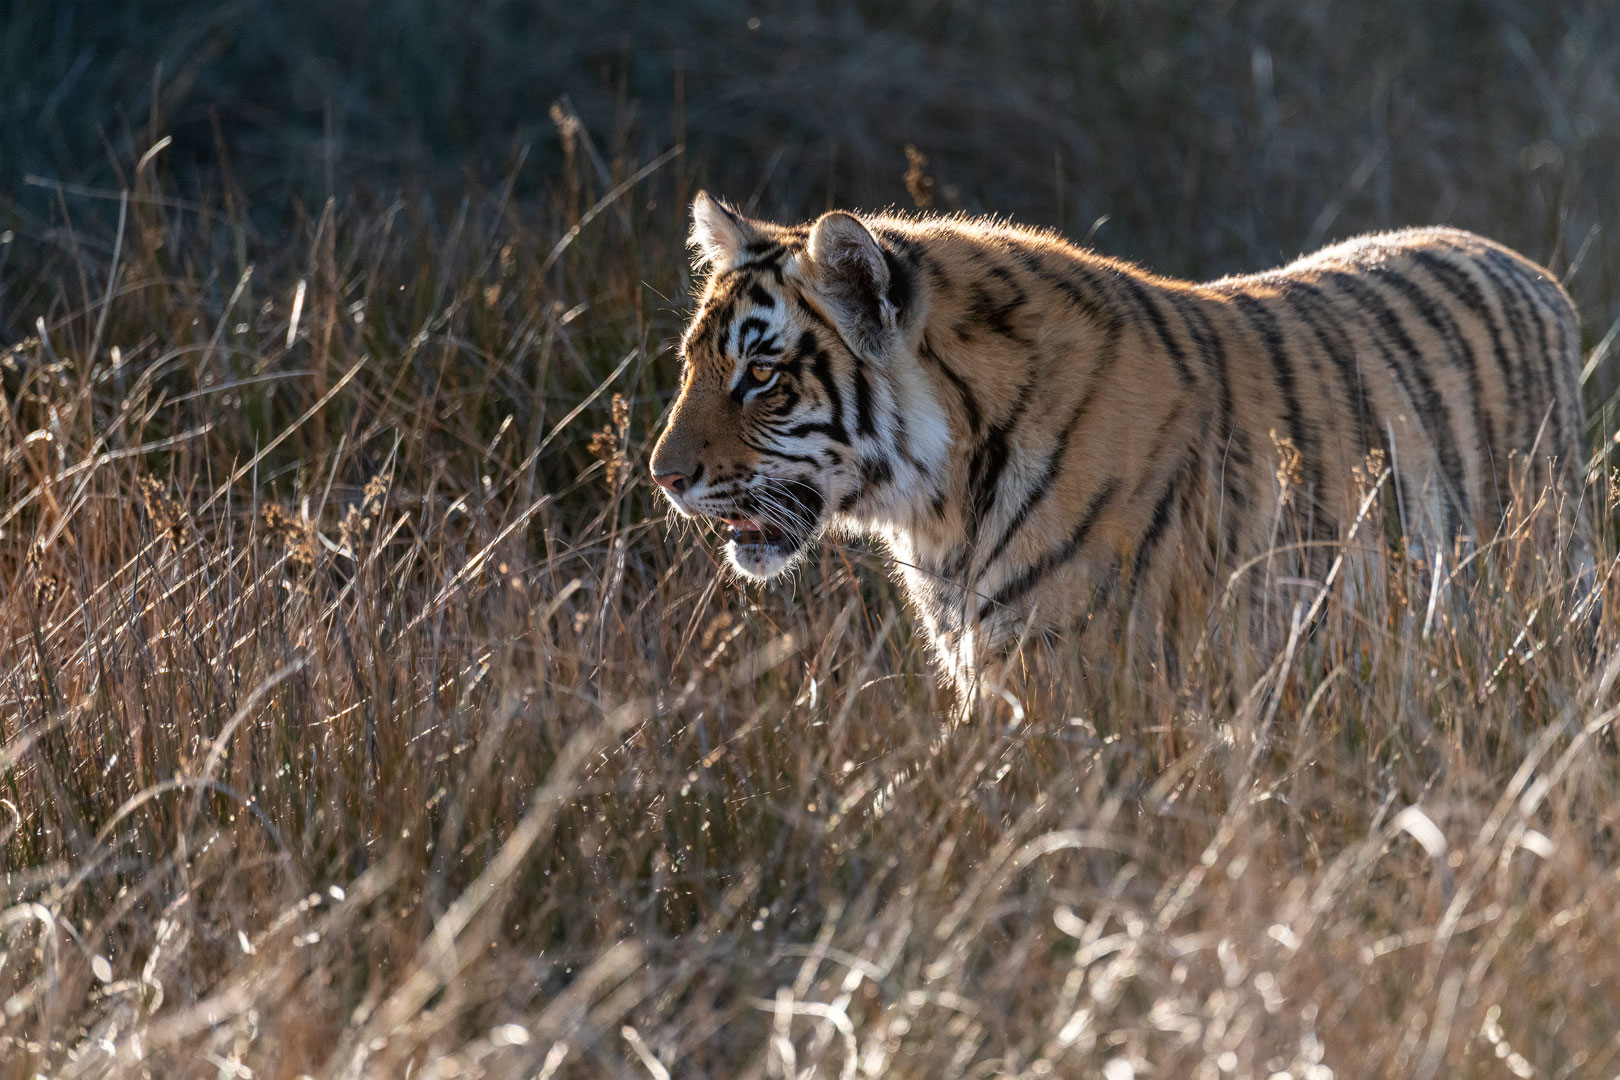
(903, 144), (935, 209)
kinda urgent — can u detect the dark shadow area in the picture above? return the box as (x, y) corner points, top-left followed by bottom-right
(5, 2), (1618, 288)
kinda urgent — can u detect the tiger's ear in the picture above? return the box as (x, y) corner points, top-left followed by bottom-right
(689, 192), (759, 270)
(803, 211), (897, 360)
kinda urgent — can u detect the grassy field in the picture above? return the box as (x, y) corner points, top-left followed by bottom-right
(5, 2), (1620, 1077)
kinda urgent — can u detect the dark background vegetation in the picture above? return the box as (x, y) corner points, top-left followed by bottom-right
(5, 2), (1620, 1077)
(6, 1), (1619, 302)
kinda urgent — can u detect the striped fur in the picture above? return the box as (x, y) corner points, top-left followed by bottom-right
(651, 193), (1588, 693)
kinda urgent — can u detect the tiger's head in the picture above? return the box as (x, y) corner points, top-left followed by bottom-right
(650, 193), (943, 579)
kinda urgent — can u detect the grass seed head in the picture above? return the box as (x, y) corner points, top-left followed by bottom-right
(340, 475), (390, 555)
(262, 502), (315, 572)
(904, 143), (935, 208)
(590, 393), (632, 487)
(135, 474), (191, 549)
(1351, 447), (1387, 493)
(1270, 429), (1304, 505)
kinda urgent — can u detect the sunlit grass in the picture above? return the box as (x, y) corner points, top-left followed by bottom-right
(5, 9), (1620, 1074)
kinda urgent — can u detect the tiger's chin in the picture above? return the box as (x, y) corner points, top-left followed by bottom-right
(725, 527), (815, 579)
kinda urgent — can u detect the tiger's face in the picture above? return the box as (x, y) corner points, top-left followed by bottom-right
(651, 194), (909, 579)
(651, 270), (838, 578)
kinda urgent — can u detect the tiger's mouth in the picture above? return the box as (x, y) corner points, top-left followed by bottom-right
(711, 482), (825, 579)
(717, 512), (813, 578)
(721, 515), (793, 548)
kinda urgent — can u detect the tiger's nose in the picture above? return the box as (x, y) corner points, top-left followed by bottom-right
(652, 468), (691, 494)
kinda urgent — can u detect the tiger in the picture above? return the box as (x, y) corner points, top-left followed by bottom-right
(650, 192), (1590, 695)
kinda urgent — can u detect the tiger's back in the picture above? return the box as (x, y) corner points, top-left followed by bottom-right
(1205, 226), (1585, 544)
(652, 197), (1588, 693)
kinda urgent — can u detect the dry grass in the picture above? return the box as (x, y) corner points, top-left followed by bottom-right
(6, 3), (1620, 1078)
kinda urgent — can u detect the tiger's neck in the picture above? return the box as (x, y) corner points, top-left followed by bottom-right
(831, 334), (954, 532)
(842, 254), (1198, 674)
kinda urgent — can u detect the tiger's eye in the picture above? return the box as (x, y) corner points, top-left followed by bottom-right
(749, 362), (774, 384)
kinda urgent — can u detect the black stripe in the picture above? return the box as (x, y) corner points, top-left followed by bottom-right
(980, 379), (1103, 570)
(1544, 285), (1580, 470)
(1484, 250), (1573, 466)
(1222, 425), (1255, 562)
(1111, 271), (1196, 387)
(1010, 246), (1118, 329)
(1408, 249), (1522, 508)
(737, 436), (820, 468)
(1229, 291), (1327, 513)
(1044, 257), (1130, 385)
(1162, 290), (1223, 380)
(807, 340), (850, 445)
(782, 421), (848, 443)
(962, 270), (1031, 346)
(777, 340), (855, 446)
(966, 376), (1039, 540)
(980, 479), (1120, 620)
(1317, 270), (1470, 536)
(779, 332), (811, 376)
(1410, 250), (1520, 423)
(876, 229), (924, 259)
(1466, 250), (1535, 451)
(1136, 469), (1185, 569)
(1123, 450), (1199, 620)
(1276, 279), (1386, 470)
(881, 246), (915, 317)
(747, 282), (777, 308)
(737, 243), (787, 273)
(704, 295), (738, 353)
(1128, 400), (1190, 500)
(919, 335), (983, 435)
(1177, 297), (1243, 558)
(763, 384), (801, 417)
(1367, 264), (1498, 505)
(851, 363), (877, 438)
(860, 456), (893, 490)
(795, 295), (839, 335)
(917, 248), (950, 290)
(734, 315), (768, 353)
(1481, 252), (1557, 445)
(888, 407), (926, 476)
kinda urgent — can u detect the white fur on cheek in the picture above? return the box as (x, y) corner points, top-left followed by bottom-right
(896, 361), (952, 479)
